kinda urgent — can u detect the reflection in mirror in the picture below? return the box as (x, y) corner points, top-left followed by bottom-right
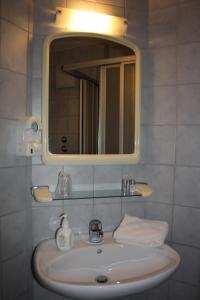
(49, 36), (136, 155)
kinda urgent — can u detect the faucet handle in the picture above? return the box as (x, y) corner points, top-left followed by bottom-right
(98, 230), (104, 238)
(93, 223), (100, 231)
(89, 219), (102, 230)
(89, 219), (104, 243)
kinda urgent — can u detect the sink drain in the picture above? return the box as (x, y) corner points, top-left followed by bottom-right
(96, 275), (109, 284)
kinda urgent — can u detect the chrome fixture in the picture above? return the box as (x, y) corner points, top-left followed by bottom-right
(89, 219), (104, 243)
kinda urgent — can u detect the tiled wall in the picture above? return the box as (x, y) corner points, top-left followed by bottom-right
(145, 0), (200, 299)
(0, 0), (33, 299)
(31, 0), (200, 299)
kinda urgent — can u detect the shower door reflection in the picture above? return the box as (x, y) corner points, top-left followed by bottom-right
(99, 62), (135, 154)
(48, 36), (136, 155)
(80, 79), (99, 154)
(49, 61), (135, 155)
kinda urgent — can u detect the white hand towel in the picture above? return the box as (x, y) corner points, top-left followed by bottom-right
(113, 215), (168, 247)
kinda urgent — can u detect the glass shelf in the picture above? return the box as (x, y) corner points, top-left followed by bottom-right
(52, 189), (142, 201)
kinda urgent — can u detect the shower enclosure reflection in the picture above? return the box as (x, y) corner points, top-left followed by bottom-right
(49, 36), (136, 155)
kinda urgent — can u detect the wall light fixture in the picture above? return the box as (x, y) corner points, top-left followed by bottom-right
(55, 7), (128, 36)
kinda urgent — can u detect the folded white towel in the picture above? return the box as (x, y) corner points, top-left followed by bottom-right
(113, 215), (168, 247)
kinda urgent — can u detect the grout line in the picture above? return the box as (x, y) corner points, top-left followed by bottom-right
(170, 278), (200, 288)
(0, 207), (27, 218)
(149, 0), (198, 13)
(87, 0), (125, 9)
(0, 264), (3, 300)
(0, 165), (27, 170)
(0, 248), (27, 264)
(172, 241), (200, 250)
(0, 16), (29, 33)
(143, 82), (200, 87)
(173, 203), (200, 210)
(145, 200), (200, 211)
(0, 66), (28, 77)
(142, 123), (200, 126)
(92, 165), (95, 218)
(142, 82), (200, 88)
(125, 161), (200, 168)
(148, 40), (200, 49)
(0, 17), (1, 66)
(149, 4), (177, 13)
(170, 0), (178, 266)
(31, 162), (200, 170)
(124, 0), (127, 18)
(13, 290), (30, 300)
(0, 116), (29, 122)
(141, 124), (177, 127)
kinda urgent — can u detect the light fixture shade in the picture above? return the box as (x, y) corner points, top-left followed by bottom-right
(55, 7), (127, 36)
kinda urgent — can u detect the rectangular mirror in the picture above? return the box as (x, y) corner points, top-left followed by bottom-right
(42, 32), (141, 165)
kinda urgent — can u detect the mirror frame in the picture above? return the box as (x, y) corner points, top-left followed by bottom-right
(42, 32), (141, 165)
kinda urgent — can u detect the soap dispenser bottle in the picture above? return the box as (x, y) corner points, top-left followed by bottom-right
(56, 213), (74, 251)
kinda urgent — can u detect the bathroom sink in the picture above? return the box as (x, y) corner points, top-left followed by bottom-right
(33, 238), (180, 299)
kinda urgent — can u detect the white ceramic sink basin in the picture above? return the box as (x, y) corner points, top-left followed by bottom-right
(33, 238), (180, 299)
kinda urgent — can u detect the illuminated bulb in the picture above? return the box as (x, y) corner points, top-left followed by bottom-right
(56, 8), (127, 36)
(67, 10), (112, 34)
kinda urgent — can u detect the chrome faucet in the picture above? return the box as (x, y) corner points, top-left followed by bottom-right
(89, 219), (104, 243)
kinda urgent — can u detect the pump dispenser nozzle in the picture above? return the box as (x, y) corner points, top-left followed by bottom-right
(60, 213), (69, 229)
